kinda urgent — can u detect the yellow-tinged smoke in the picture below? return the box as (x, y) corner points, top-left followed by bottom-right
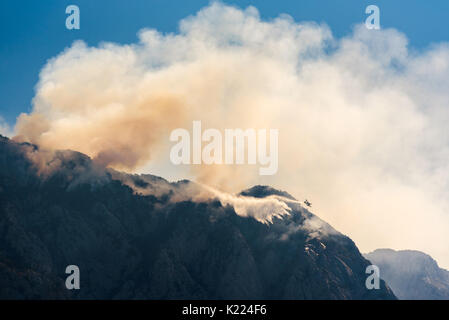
(12, 3), (449, 267)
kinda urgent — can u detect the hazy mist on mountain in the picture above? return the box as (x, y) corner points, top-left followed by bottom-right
(365, 249), (449, 300)
(0, 135), (396, 299)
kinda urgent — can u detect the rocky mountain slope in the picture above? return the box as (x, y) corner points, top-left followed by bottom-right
(0, 135), (396, 299)
(365, 249), (449, 300)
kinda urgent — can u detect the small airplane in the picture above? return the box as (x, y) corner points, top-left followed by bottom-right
(304, 199), (312, 207)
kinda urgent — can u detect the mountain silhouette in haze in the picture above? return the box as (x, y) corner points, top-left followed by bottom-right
(365, 249), (449, 300)
(0, 135), (396, 299)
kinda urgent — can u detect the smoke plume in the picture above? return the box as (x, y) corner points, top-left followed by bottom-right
(12, 2), (449, 267)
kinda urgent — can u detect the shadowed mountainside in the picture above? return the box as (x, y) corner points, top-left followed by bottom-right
(0, 135), (395, 299)
(365, 249), (449, 300)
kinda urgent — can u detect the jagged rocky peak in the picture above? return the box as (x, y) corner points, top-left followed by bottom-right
(0, 136), (396, 299)
(364, 249), (449, 299)
(239, 185), (297, 200)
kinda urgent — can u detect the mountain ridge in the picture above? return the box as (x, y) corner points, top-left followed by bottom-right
(364, 248), (449, 300)
(0, 135), (396, 299)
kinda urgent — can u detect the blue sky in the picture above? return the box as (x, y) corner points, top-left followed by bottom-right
(1, 0), (449, 126)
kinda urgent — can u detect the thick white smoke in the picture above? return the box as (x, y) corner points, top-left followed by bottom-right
(12, 2), (449, 267)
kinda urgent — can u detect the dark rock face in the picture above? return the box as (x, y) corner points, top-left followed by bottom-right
(0, 135), (396, 299)
(239, 185), (296, 200)
(364, 249), (449, 300)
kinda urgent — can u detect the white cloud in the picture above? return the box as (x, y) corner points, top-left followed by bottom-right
(12, 2), (449, 267)
(0, 116), (13, 137)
